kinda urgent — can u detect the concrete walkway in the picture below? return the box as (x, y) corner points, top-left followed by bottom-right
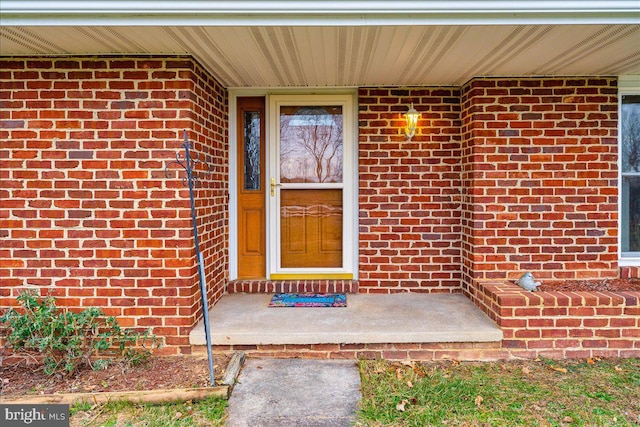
(226, 359), (362, 427)
(191, 293), (502, 346)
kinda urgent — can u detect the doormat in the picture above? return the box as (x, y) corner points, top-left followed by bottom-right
(269, 293), (347, 307)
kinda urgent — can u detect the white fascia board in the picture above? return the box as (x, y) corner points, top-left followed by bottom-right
(1, 1), (639, 26)
(619, 75), (640, 92)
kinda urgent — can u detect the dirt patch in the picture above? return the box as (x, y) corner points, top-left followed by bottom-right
(536, 277), (640, 293)
(1, 354), (230, 397)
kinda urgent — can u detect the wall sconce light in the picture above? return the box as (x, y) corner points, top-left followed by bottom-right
(404, 103), (420, 141)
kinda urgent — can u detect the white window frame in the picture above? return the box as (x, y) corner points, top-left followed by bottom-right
(618, 75), (640, 266)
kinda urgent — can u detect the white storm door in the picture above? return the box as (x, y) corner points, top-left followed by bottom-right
(268, 94), (354, 279)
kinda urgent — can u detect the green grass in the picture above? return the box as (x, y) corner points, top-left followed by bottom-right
(357, 358), (640, 427)
(67, 357), (639, 426)
(70, 396), (227, 427)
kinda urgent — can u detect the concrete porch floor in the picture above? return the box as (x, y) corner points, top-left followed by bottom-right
(189, 293), (503, 346)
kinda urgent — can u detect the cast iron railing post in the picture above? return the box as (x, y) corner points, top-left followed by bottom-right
(165, 130), (215, 387)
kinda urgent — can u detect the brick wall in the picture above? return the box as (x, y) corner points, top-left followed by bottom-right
(184, 60), (229, 351)
(195, 343), (508, 361)
(0, 56), (228, 354)
(460, 78), (619, 287)
(2, 60), (636, 358)
(469, 282), (640, 358)
(358, 88), (462, 293)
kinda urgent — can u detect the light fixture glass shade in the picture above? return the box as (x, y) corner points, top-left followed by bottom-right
(405, 103), (420, 140)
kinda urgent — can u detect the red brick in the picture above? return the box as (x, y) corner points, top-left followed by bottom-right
(515, 330), (541, 338)
(541, 329), (568, 338)
(595, 307), (623, 316)
(584, 318), (609, 327)
(595, 330), (621, 338)
(556, 318), (582, 327)
(514, 307), (541, 316)
(608, 340), (634, 348)
(569, 328), (594, 337)
(582, 340), (608, 348)
(564, 349), (592, 358)
(622, 329), (640, 338)
(609, 317), (637, 327)
(569, 307), (595, 316)
(541, 307), (568, 316)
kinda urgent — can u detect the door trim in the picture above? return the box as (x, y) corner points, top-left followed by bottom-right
(229, 89), (358, 281)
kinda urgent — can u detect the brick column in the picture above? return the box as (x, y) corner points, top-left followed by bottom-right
(461, 77), (619, 292)
(358, 87), (462, 293)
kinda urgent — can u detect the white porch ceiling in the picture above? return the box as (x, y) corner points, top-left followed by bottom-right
(1, 24), (639, 87)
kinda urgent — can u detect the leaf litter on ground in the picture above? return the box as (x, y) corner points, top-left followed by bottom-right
(357, 357), (640, 427)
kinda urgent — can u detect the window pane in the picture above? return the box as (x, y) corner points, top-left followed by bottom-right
(280, 105), (343, 183)
(243, 111), (261, 190)
(622, 95), (640, 173)
(622, 176), (640, 254)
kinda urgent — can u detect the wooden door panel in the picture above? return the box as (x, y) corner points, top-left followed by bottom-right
(282, 209), (306, 253)
(242, 208), (263, 254)
(320, 203), (342, 252)
(280, 189), (342, 268)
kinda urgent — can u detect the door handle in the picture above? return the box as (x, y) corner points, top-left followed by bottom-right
(270, 177), (278, 197)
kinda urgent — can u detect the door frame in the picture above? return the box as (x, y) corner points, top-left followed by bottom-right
(229, 89), (359, 280)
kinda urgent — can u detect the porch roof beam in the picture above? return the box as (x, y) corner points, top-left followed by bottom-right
(2, 0), (639, 26)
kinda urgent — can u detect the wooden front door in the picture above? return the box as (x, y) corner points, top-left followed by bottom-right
(236, 96), (266, 278)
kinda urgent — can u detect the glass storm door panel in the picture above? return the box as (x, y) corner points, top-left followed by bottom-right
(271, 97), (351, 272)
(279, 105), (343, 268)
(279, 105), (343, 184)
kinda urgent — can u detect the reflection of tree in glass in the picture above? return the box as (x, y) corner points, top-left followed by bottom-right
(622, 97), (640, 252)
(622, 98), (640, 172)
(280, 106), (343, 183)
(628, 177), (640, 251)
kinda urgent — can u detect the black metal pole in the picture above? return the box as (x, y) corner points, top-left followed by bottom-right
(166, 130), (215, 387)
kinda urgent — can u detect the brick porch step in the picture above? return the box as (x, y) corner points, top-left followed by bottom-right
(190, 293), (503, 358)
